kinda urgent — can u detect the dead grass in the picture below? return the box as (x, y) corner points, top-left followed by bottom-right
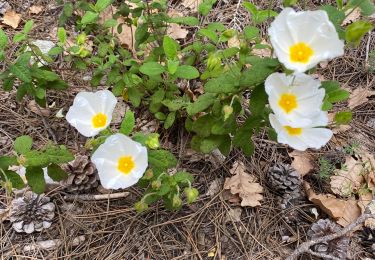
(0, 0), (374, 259)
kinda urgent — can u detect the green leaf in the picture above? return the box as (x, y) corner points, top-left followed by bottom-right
(334, 111), (353, 125)
(2, 170), (25, 189)
(186, 93), (216, 115)
(13, 33), (26, 43)
(163, 36), (178, 60)
(154, 112), (166, 120)
(321, 5), (345, 37)
(148, 150), (177, 172)
(198, 28), (218, 43)
(44, 145), (74, 164)
(135, 23), (150, 48)
(200, 135), (224, 153)
(81, 11), (99, 25)
(120, 110), (135, 135)
(233, 116), (262, 156)
(25, 167), (45, 194)
(3, 77), (15, 91)
(198, 0), (217, 16)
(240, 58), (279, 88)
(162, 98), (186, 111)
(164, 111), (176, 129)
(47, 79), (69, 90)
(48, 46), (64, 56)
(57, 27), (67, 44)
(205, 66), (241, 93)
(168, 16), (199, 26)
(327, 89), (350, 103)
(167, 60), (179, 74)
(103, 18), (117, 28)
(31, 68), (60, 81)
(14, 135), (33, 154)
(345, 20), (373, 46)
(192, 114), (215, 137)
(173, 171), (194, 184)
(250, 84), (267, 116)
(10, 63), (31, 83)
(23, 20), (34, 34)
(47, 163), (68, 181)
(0, 156), (18, 170)
(243, 26), (259, 40)
(95, 0), (113, 12)
(348, 0), (375, 16)
(0, 28), (8, 49)
(174, 65), (200, 79)
(128, 87), (142, 107)
(139, 62), (165, 76)
(283, 0), (298, 7)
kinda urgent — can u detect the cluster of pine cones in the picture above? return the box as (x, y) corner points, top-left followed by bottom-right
(7, 155), (100, 234)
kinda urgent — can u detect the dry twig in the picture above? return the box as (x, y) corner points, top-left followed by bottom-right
(286, 213), (375, 260)
(63, 192), (130, 201)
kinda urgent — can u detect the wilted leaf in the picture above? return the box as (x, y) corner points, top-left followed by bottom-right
(357, 192), (375, 228)
(27, 100), (51, 116)
(224, 161), (263, 207)
(289, 150), (314, 177)
(304, 181), (361, 226)
(348, 87), (375, 109)
(29, 5), (43, 14)
(330, 156), (365, 196)
(3, 10), (22, 29)
(228, 36), (240, 48)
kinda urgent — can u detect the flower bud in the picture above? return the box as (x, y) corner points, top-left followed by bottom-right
(78, 47), (90, 58)
(223, 105), (233, 121)
(172, 195), (182, 209)
(143, 169), (154, 180)
(151, 180), (161, 190)
(145, 134), (160, 149)
(76, 33), (87, 45)
(184, 187), (199, 204)
(134, 201), (148, 213)
(222, 29), (236, 38)
(207, 53), (221, 71)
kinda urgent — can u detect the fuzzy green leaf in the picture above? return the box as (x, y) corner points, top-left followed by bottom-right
(174, 65), (200, 79)
(47, 163), (69, 181)
(173, 171), (194, 185)
(25, 167), (46, 194)
(0, 28), (8, 49)
(23, 20), (34, 34)
(10, 63), (31, 83)
(164, 111), (176, 129)
(250, 84), (267, 116)
(163, 36), (179, 60)
(345, 21), (373, 46)
(95, 0), (113, 12)
(0, 156), (18, 170)
(186, 93), (216, 115)
(139, 62), (165, 76)
(14, 135), (33, 154)
(2, 170), (25, 189)
(148, 150), (178, 172)
(334, 111), (353, 125)
(57, 27), (67, 44)
(120, 110), (135, 135)
(81, 11), (99, 25)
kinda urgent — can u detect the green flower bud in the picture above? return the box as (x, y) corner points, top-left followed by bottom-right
(78, 47), (90, 58)
(134, 201), (148, 213)
(184, 187), (199, 204)
(143, 169), (154, 180)
(207, 53), (221, 71)
(172, 194), (182, 209)
(76, 33), (87, 45)
(223, 105), (233, 121)
(151, 180), (161, 190)
(145, 133), (160, 149)
(222, 29), (236, 38)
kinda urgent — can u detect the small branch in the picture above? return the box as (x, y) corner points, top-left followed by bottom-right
(307, 250), (340, 260)
(365, 31), (372, 65)
(64, 192), (130, 201)
(286, 213), (375, 260)
(22, 235), (85, 252)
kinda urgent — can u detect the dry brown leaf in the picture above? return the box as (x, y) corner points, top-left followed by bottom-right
(357, 192), (375, 228)
(3, 10), (22, 29)
(252, 40), (271, 57)
(330, 156), (365, 196)
(289, 150), (314, 177)
(348, 87), (375, 109)
(206, 178), (224, 197)
(167, 10), (188, 40)
(27, 100), (51, 116)
(181, 0), (202, 12)
(0, 207), (10, 222)
(304, 182), (361, 226)
(342, 8), (361, 26)
(29, 5), (43, 14)
(228, 36), (240, 48)
(224, 161), (263, 207)
(224, 207), (242, 223)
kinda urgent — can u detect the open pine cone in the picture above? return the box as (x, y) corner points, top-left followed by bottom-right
(360, 227), (375, 255)
(268, 163), (302, 207)
(307, 219), (350, 259)
(62, 155), (99, 193)
(9, 191), (55, 234)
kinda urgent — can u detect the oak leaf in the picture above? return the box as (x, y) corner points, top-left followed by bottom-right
(289, 150), (314, 177)
(29, 5), (43, 14)
(348, 87), (375, 109)
(224, 161), (263, 207)
(3, 10), (21, 29)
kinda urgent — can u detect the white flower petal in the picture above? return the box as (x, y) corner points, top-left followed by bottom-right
(300, 128), (333, 149)
(92, 134), (148, 190)
(66, 90), (117, 137)
(268, 8), (344, 72)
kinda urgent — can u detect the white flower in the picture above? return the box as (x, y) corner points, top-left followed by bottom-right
(269, 114), (332, 151)
(91, 134), (148, 190)
(268, 8), (344, 73)
(265, 72), (327, 128)
(66, 90), (117, 137)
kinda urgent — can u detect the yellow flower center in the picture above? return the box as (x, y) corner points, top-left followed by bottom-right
(92, 113), (107, 128)
(284, 126), (302, 136)
(290, 42), (314, 63)
(117, 156), (135, 174)
(278, 93), (298, 114)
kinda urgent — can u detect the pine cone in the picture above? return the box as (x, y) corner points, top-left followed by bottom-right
(62, 155), (99, 193)
(360, 227), (375, 255)
(268, 164), (301, 202)
(9, 191), (55, 234)
(307, 219), (350, 259)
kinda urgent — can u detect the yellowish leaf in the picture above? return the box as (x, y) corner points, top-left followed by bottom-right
(289, 150), (314, 177)
(3, 10), (22, 29)
(228, 36), (240, 48)
(224, 161), (263, 207)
